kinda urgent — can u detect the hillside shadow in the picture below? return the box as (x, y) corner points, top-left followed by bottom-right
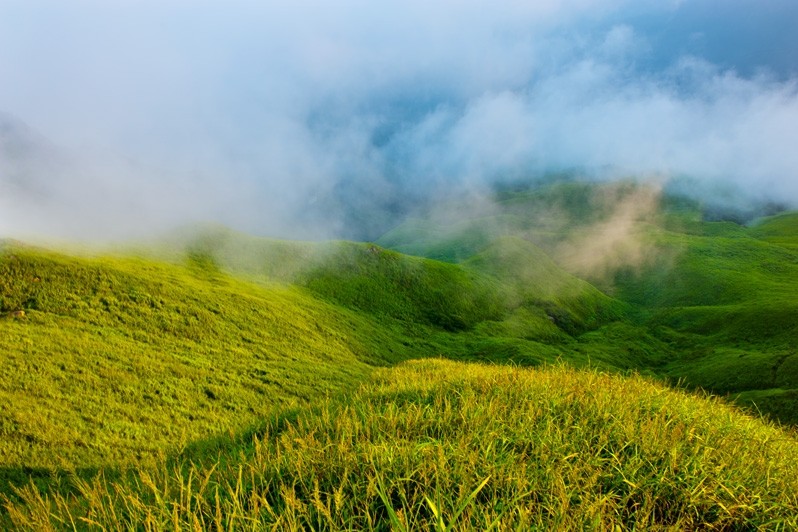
(0, 406), (306, 520)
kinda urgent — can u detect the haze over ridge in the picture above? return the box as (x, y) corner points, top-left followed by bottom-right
(1, 0), (797, 240)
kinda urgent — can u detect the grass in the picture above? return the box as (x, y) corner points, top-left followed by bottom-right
(376, 180), (798, 424)
(0, 243), (423, 493)
(0, 238), (580, 510)
(299, 243), (505, 331)
(4, 179), (798, 528)
(749, 211), (798, 247)
(464, 236), (628, 333)
(140, 227), (508, 331)
(611, 215), (798, 422)
(7, 359), (798, 530)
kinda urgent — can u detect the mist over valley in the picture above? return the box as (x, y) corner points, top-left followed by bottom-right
(2, 1), (798, 529)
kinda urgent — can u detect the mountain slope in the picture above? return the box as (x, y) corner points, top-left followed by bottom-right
(3, 180), (798, 527)
(465, 236), (627, 332)
(610, 218), (798, 422)
(0, 242), (415, 477)
(373, 181), (798, 424)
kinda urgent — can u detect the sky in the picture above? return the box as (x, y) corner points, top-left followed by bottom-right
(1, 0), (797, 240)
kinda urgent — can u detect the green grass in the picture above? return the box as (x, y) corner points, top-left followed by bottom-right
(299, 243), (505, 331)
(734, 388), (798, 426)
(372, 180), (798, 425)
(0, 243), (421, 488)
(7, 359), (797, 530)
(0, 238), (569, 506)
(464, 236), (628, 334)
(144, 227), (508, 331)
(608, 213), (798, 422)
(4, 179), (798, 528)
(375, 216), (502, 263)
(152, 185), (798, 425)
(615, 229), (798, 310)
(378, 180), (658, 260)
(749, 212), (798, 247)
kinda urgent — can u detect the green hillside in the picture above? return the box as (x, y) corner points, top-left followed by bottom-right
(611, 214), (798, 423)
(0, 242), (419, 489)
(0, 236), (582, 496)
(147, 227), (505, 331)
(298, 243), (505, 331)
(377, 180), (653, 262)
(749, 212), (798, 246)
(465, 236), (627, 333)
(8, 360), (798, 530)
(3, 180), (798, 528)
(375, 181), (798, 423)
(145, 226), (628, 366)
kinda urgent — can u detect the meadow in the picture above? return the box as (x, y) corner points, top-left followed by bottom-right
(2, 180), (798, 529)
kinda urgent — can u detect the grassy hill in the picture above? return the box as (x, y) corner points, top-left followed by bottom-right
(464, 236), (628, 333)
(0, 242), (424, 494)
(145, 226), (505, 331)
(7, 360), (798, 529)
(3, 179), (798, 528)
(298, 243), (505, 332)
(376, 180), (628, 262)
(610, 213), (798, 423)
(0, 236), (583, 496)
(376, 180), (798, 425)
(749, 211), (798, 246)
(143, 226), (631, 366)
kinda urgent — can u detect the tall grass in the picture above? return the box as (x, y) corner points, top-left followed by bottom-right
(8, 359), (797, 530)
(0, 244), (417, 477)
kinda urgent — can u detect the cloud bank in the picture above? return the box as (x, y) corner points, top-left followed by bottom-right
(1, 0), (796, 240)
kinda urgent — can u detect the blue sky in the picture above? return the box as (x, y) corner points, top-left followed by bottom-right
(1, 0), (797, 239)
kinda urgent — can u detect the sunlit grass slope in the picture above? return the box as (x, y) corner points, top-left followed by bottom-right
(156, 220), (635, 341)
(149, 225), (641, 369)
(0, 242), (414, 479)
(299, 243), (505, 331)
(9, 359), (798, 530)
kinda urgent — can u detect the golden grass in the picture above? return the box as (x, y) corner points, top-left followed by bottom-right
(8, 359), (797, 530)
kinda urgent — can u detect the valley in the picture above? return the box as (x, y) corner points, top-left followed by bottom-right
(2, 180), (797, 528)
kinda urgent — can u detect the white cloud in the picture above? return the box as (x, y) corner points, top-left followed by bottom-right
(0, 0), (796, 240)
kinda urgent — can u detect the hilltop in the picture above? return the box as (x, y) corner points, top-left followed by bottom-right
(8, 360), (798, 529)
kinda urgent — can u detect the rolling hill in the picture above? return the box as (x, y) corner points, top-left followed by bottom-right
(2, 179), (798, 528)
(376, 180), (798, 424)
